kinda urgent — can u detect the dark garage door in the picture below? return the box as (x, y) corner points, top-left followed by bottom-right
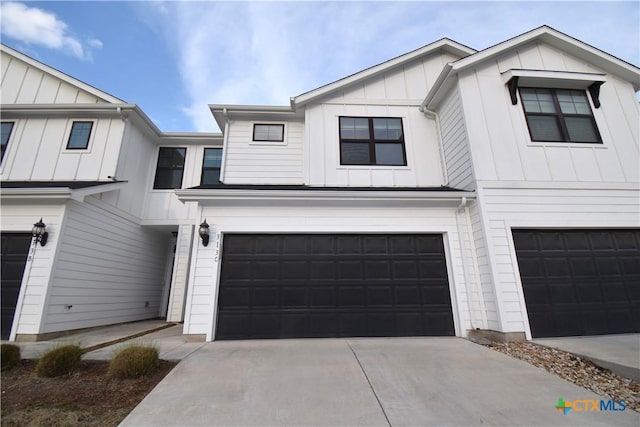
(513, 229), (640, 338)
(1, 233), (31, 339)
(216, 234), (454, 340)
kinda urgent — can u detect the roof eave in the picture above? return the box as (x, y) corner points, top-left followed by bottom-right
(293, 39), (476, 107)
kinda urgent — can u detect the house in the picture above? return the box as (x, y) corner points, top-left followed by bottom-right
(1, 26), (638, 343)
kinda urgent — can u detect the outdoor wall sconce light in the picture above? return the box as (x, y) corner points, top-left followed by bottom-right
(32, 218), (48, 246)
(199, 219), (210, 247)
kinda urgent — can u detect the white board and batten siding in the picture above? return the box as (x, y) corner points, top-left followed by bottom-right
(41, 197), (169, 333)
(222, 120), (304, 185)
(305, 54), (459, 188)
(458, 41), (639, 185)
(1, 204), (66, 336)
(478, 187), (640, 335)
(183, 204), (477, 339)
(1, 51), (107, 105)
(0, 117), (125, 182)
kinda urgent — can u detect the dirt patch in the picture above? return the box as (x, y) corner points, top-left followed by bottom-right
(1, 359), (177, 427)
(491, 342), (639, 412)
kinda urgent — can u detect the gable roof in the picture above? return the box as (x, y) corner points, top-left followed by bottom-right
(292, 38), (476, 107)
(422, 25), (640, 110)
(1, 44), (125, 104)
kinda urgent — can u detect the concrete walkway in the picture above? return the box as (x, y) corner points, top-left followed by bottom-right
(7, 320), (204, 361)
(534, 334), (640, 382)
(120, 338), (640, 426)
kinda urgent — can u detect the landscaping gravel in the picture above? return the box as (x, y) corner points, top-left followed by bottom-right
(490, 342), (639, 412)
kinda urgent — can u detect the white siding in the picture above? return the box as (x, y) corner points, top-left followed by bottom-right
(0, 203), (66, 336)
(222, 121), (304, 185)
(184, 203), (475, 340)
(142, 143), (210, 222)
(477, 187), (640, 335)
(0, 117), (125, 181)
(304, 54), (454, 188)
(458, 42), (640, 185)
(439, 87), (474, 190)
(1, 51), (104, 104)
(41, 197), (169, 333)
(166, 224), (194, 322)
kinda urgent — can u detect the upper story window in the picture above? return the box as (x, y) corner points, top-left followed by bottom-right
(339, 117), (406, 166)
(520, 88), (602, 143)
(66, 121), (94, 149)
(1, 122), (14, 163)
(253, 124), (284, 142)
(153, 147), (186, 189)
(201, 148), (222, 185)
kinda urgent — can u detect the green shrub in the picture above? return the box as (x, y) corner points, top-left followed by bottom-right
(110, 344), (159, 379)
(35, 345), (83, 377)
(1, 343), (21, 371)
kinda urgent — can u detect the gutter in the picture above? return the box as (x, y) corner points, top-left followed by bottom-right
(219, 108), (230, 184)
(176, 188), (475, 203)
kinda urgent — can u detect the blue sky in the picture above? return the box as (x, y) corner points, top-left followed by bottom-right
(1, 1), (639, 132)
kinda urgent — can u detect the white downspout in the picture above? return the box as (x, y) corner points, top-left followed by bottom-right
(456, 196), (477, 332)
(219, 108), (230, 184)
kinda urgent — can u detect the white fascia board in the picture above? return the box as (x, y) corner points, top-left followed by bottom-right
(0, 187), (72, 201)
(294, 39), (476, 107)
(68, 182), (127, 202)
(0, 103), (137, 117)
(176, 188), (475, 204)
(1, 44), (124, 103)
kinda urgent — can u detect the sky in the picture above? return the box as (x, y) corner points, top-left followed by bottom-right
(1, 1), (638, 133)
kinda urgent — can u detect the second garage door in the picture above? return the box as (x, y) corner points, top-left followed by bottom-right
(513, 229), (640, 338)
(216, 234), (454, 340)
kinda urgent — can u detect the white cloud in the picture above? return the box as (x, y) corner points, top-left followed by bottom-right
(137, 1), (639, 132)
(0, 2), (102, 61)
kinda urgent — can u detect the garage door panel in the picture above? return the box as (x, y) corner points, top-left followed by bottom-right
(216, 234), (454, 340)
(514, 229), (640, 338)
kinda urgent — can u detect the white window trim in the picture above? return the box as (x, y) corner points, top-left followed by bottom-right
(250, 122), (287, 146)
(62, 119), (96, 153)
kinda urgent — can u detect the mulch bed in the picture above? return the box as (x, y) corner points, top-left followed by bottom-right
(491, 342), (640, 412)
(1, 359), (177, 427)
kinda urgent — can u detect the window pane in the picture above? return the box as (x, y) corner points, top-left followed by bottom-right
(557, 90), (591, 115)
(565, 117), (600, 143)
(527, 115), (563, 141)
(1, 122), (14, 162)
(340, 117), (369, 140)
(201, 169), (221, 185)
(253, 124), (284, 141)
(341, 142), (370, 164)
(67, 121), (93, 149)
(375, 143), (405, 165)
(521, 89), (556, 113)
(373, 118), (402, 140)
(203, 148), (222, 167)
(154, 147), (186, 189)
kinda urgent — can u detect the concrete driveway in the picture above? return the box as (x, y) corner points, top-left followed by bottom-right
(120, 338), (639, 426)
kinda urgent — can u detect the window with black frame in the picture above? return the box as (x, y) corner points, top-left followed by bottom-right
(519, 88), (602, 143)
(339, 117), (406, 166)
(153, 147), (186, 189)
(66, 121), (93, 149)
(1, 122), (14, 162)
(201, 148), (222, 185)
